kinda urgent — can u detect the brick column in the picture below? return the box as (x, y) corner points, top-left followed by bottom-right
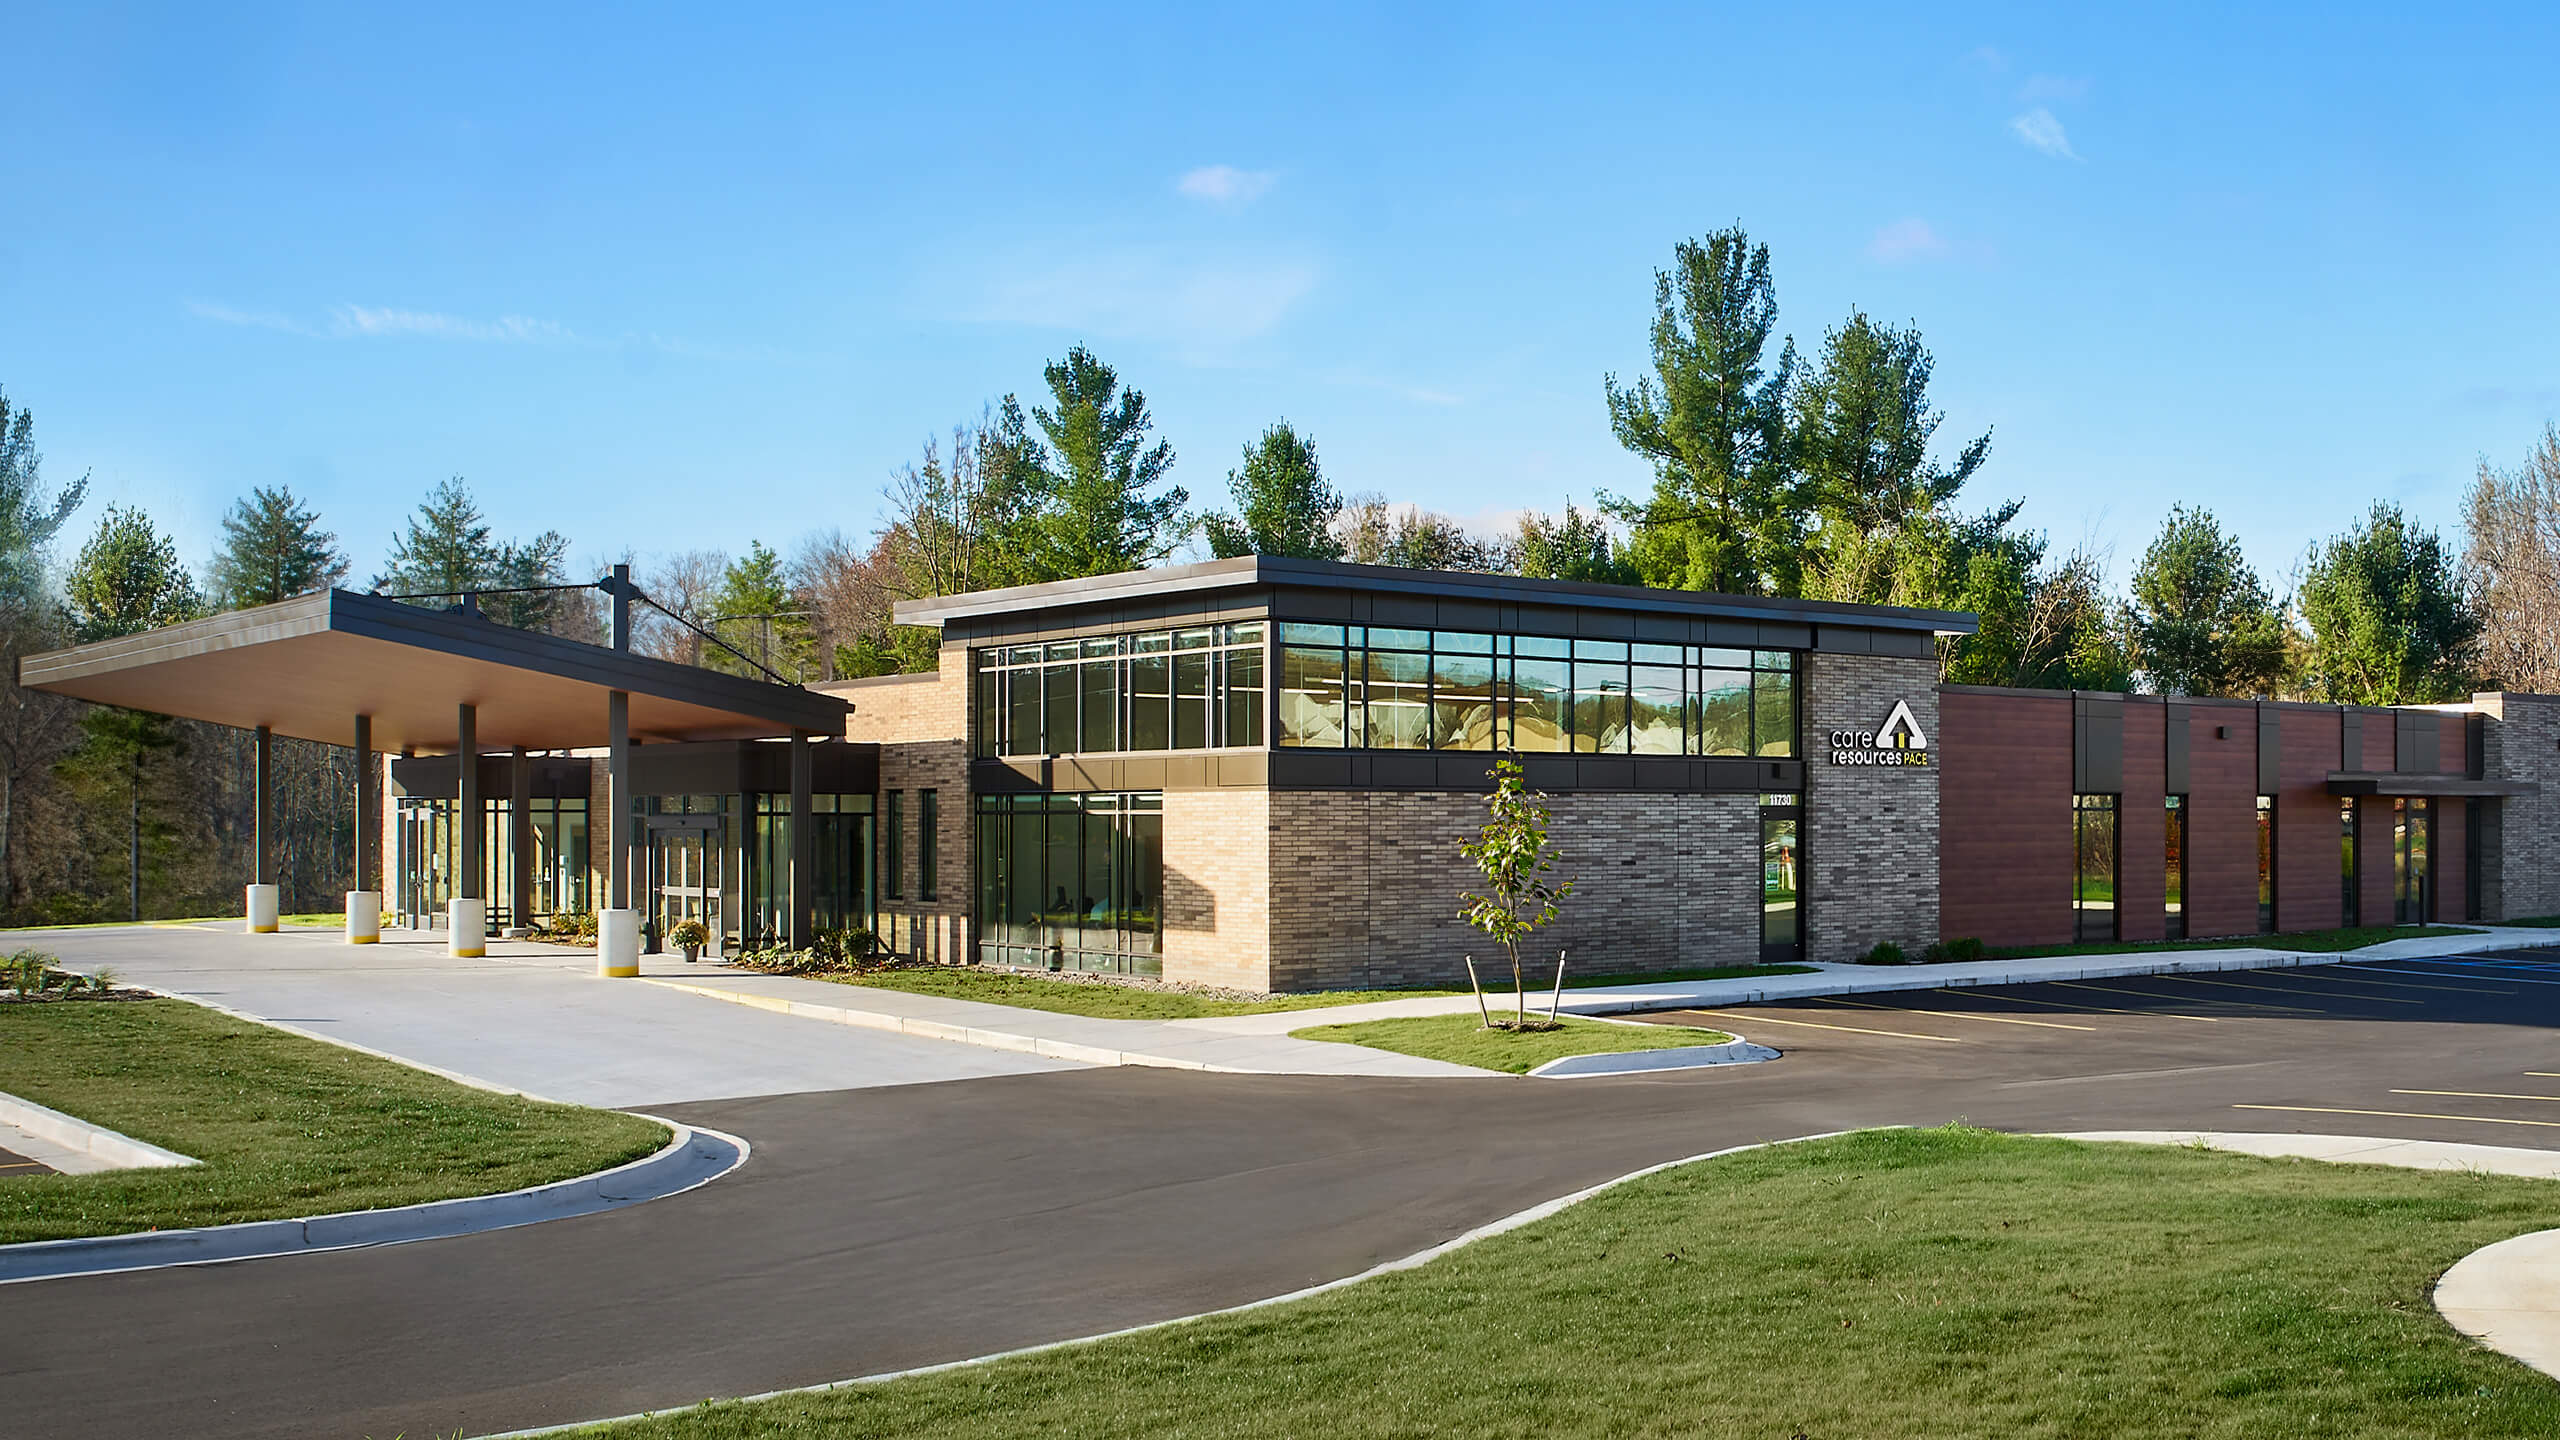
(1800, 652), (1942, 962)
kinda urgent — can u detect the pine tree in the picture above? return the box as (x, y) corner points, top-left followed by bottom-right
(708, 540), (813, 678)
(375, 476), (499, 598)
(209, 485), (349, 609)
(997, 348), (1190, 580)
(61, 504), (199, 919)
(2128, 506), (2290, 697)
(1204, 421), (1343, 560)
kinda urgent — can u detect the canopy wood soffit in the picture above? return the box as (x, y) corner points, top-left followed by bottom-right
(17, 589), (851, 754)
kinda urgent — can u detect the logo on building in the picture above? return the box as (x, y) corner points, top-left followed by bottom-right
(1827, 699), (1932, 768)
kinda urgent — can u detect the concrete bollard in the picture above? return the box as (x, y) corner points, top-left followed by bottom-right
(245, 884), (279, 934)
(598, 908), (641, 978)
(448, 898), (487, 959)
(345, 890), (382, 945)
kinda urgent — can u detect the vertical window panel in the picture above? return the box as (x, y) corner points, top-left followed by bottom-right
(1430, 651), (1498, 751)
(1172, 649), (1212, 749)
(1223, 643), (1264, 747)
(1753, 663), (1796, 757)
(1510, 657), (1570, 752)
(1279, 644), (1348, 747)
(1628, 664), (1684, 755)
(1365, 647), (1430, 749)
(1129, 641), (1171, 751)
(1697, 671), (1751, 756)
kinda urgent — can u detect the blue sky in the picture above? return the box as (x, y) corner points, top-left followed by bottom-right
(7, 3), (2558, 595)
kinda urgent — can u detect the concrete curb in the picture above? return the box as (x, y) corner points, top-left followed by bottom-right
(642, 976), (1242, 1073)
(1529, 1037), (1782, 1078)
(0, 1117), (746, 1286)
(478, 1127), (1875, 1438)
(0, 1089), (198, 1171)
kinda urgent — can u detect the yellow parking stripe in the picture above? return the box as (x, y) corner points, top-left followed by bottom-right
(1682, 1009), (1969, 1044)
(2136, 974), (2340, 1010)
(1963, 990), (2224, 1023)
(2281, 969), (2511, 996)
(1816, 996), (2096, 1031)
(2234, 1103), (2560, 1130)
(2393, 1089), (2560, 1103)
(2046, 982), (2226, 1021)
(2207, 972), (2426, 1004)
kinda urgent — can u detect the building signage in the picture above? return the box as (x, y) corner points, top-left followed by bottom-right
(1828, 699), (1931, 768)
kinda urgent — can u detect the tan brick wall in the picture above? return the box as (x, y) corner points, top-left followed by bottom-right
(1262, 789), (1760, 992)
(1162, 787), (1272, 990)
(825, 652), (971, 959)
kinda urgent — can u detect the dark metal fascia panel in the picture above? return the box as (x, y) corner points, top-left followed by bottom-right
(19, 590), (337, 684)
(2164, 703), (2191, 794)
(2326, 771), (2538, 798)
(2074, 693), (2125, 793)
(2256, 705), (2281, 793)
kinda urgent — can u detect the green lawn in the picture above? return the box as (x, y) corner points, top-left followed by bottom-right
(1288, 1012), (1733, 1073)
(0, 1000), (667, 1244)
(568, 1127), (2560, 1440)
(1990, 923), (2482, 961)
(820, 963), (1816, 1020)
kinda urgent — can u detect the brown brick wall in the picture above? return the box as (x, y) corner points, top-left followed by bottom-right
(2182, 701), (2261, 939)
(2277, 707), (2345, 933)
(1939, 691), (2072, 948)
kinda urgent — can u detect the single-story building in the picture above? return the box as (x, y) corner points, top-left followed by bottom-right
(22, 559), (2556, 988)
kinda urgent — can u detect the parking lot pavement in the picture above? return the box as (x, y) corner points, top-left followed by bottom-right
(2, 924), (1079, 1105)
(0, 1143), (48, 1175)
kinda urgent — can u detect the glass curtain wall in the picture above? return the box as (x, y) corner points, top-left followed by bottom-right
(394, 796), (590, 929)
(974, 624), (1265, 758)
(973, 793), (1164, 974)
(2073, 794), (2118, 942)
(2163, 795), (2187, 940)
(1278, 625), (1795, 756)
(744, 793), (876, 945)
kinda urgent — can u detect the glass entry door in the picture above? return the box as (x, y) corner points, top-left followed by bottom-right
(1760, 799), (1802, 965)
(647, 817), (722, 956)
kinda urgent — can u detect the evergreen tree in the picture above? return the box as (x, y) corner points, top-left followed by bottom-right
(2128, 506), (2290, 697)
(0, 388), (89, 617)
(1794, 312), (1992, 606)
(209, 485), (349, 609)
(1601, 226), (1801, 596)
(1515, 502), (1638, 584)
(709, 540), (814, 678)
(66, 505), (202, 641)
(1204, 421), (1344, 560)
(2297, 502), (2479, 704)
(62, 504), (199, 920)
(483, 530), (572, 632)
(375, 476), (499, 598)
(997, 348), (1190, 579)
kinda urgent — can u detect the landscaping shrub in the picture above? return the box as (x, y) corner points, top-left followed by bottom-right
(1859, 941), (1906, 966)
(1945, 936), (1986, 963)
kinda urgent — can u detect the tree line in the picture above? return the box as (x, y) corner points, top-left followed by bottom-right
(0, 221), (2550, 916)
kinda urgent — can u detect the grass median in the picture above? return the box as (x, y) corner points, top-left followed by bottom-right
(1289, 1012), (1735, 1073)
(570, 1126), (2560, 1439)
(819, 963), (1814, 1021)
(0, 999), (667, 1245)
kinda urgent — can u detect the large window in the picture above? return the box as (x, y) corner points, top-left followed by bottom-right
(394, 795), (589, 930)
(1761, 793), (1802, 963)
(1277, 624), (1796, 756)
(2073, 794), (2118, 943)
(886, 790), (905, 899)
(2394, 797), (2432, 924)
(973, 792), (1163, 975)
(2164, 795), (2187, 941)
(744, 793), (876, 944)
(2257, 795), (2276, 934)
(918, 789), (939, 901)
(973, 624), (1265, 758)
(2340, 798), (2359, 929)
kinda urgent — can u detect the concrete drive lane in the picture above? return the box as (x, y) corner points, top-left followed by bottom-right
(6, 924), (1075, 1104)
(18, 955), (2560, 1440)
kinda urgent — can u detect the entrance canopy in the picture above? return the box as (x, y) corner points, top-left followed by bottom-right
(17, 588), (850, 752)
(2325, 771), (2539, 798)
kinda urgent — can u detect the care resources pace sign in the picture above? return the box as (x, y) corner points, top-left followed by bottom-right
(1827, 699), (1932, 768)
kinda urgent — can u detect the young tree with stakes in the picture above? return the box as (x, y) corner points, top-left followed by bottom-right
(1459, 758), (1575, 1030)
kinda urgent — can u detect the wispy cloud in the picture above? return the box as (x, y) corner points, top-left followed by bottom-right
(188, 299), (578, 343)
(976, 249), (1317, 352)
(329, 305), (572, 343)
(2009, 106), (2081, 160)
(1176, 164), (1277, 206)
(1867, 218), (1949, 263)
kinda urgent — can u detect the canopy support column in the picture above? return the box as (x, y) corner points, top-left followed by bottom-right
(509, 746), (533, 936)
(789, 730), (814, 952)
(599, 689), (638, 977)
(348, 714), (380, 943)
(450, 704), (485, 957)
(245, 725), (278, 933)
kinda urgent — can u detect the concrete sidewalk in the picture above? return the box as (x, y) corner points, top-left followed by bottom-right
(1169, 926), (2560, 1036)
(643, 969), (1495, 1078)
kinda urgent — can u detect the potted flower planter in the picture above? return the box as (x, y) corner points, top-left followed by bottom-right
(669, 918), (710, 964)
